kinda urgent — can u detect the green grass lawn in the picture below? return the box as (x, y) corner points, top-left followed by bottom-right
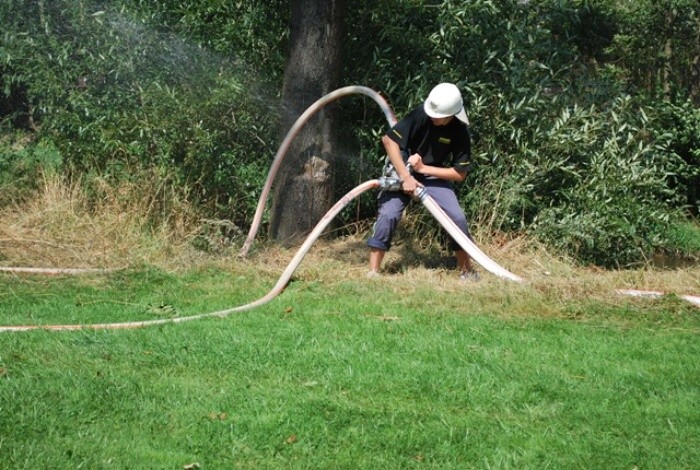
(1, 265), (699, 468)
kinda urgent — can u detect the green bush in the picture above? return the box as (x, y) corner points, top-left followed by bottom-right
(0, 136), (62, 205)
(649, 100), (700, 216)
(0, 0), (283, 225)
(1, 0), (696, 266)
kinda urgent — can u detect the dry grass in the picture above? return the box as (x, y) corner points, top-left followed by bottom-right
(2, 172), (698, 312)
(253, 227), (700, 315)
(0, 171), (200, 269)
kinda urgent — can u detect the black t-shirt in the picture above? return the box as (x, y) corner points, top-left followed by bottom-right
(385, 105), (472, 174)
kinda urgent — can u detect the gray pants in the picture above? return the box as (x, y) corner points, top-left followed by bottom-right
(367, 178), (471, 251)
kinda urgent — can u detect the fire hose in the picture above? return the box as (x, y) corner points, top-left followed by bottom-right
(0, 169), (522, 332)
(0, 87), (696, 332)
(0, 179), (381, 332)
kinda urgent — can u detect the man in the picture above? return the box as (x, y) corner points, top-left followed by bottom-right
(367, 82), (478, 280)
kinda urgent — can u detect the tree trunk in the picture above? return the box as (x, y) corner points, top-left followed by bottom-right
(691, 9), (700, 105)
(268, 0), (347, 245)
(661, 8), (677, 101)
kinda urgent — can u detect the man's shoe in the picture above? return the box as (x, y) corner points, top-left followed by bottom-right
(367, 270), (381, 279)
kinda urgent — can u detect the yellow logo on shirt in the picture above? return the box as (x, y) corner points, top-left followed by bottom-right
(438, 137), (451, 144)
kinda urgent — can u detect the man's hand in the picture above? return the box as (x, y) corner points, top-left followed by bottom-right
(401, 174), (419, 194)
(401, 153), (424, 194)
(407, 152), (467, 183)
(407, 153), (424, 173)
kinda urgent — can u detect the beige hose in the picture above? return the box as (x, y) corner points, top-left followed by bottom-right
(0, 180), (381, 332)
(238, 86), (396, 257)
(616, 290), (700, 308)
(416, 188), (523, 283)
(0, 267), (118, 275)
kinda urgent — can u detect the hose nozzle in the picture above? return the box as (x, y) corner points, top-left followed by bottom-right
(378, 163), (413, 192)
(378, 176), (403, 192)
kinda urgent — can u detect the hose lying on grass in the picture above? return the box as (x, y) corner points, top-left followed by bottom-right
(0, 174), (527, 332)
(0, 180), (380, 332)
(616, 290), (700, 308)
(0, 267), (117, 275)
(0, 86), (695, 332)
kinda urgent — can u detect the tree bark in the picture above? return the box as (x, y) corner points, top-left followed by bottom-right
(691, 8), (700, 105)
(268, 0), (347, 245)
(662, 8), (676, 101)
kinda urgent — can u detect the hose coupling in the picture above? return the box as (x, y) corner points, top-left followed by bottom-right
(378, 162), (413, 192)
(378, 176), (403, 192)
(414, 186), (427, 201)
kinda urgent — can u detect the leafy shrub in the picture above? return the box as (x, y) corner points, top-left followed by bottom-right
(604, 0), (700, 101)
(0, 0), (282, 226)
(524, 98), (685, 267)
(0, 136), (62, 205)
(649, 100), (700, 216)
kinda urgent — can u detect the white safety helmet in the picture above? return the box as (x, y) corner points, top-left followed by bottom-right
(423, 82), (469, 124)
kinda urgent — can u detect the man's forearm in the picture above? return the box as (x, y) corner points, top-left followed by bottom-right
(382, 136), (412, 179)
(416, 165), (466, 182)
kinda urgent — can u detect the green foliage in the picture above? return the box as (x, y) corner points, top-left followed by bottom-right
(465, 95), (685, 267)
(546, 0), (617, 63)
(0, 137), (61, 204)
(604, 0), (700, 100)
(1, 0), (697, 266)
(534, 94), (700, 264)
(0, 0), (283, 224)
(345, 0), (439, 102)
(649, 100), (700, 215)
(122, 0), (289, 75)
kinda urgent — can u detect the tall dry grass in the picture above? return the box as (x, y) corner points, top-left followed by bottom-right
(1, 170), (698, 307)
(0, 170), (201, 269)
(275, 214), (700, 313)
